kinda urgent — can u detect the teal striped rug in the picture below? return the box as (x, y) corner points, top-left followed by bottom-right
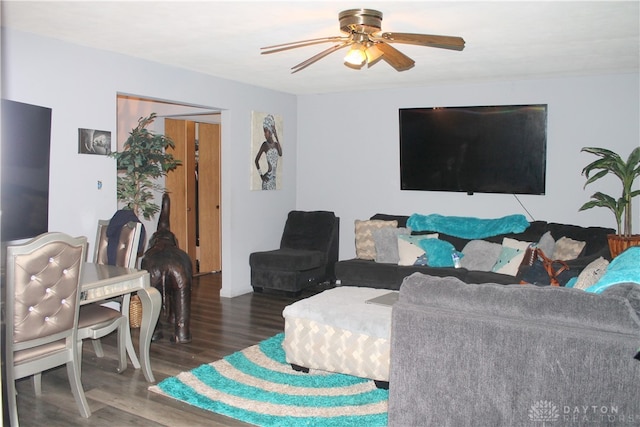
(149, 333), (388, 426)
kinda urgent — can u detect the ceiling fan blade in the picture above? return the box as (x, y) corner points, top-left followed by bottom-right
(378, 32), (465, 51)
(261, 36), (349, 55)
(375, 42), (415, 71)
(291, 41), (352, 73)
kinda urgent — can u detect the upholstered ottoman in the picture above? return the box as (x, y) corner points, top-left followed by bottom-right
(282, 286), (395, 384)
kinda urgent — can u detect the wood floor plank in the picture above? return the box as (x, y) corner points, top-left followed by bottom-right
(12, 273), (332, 426)
(85, 388), (233, 427)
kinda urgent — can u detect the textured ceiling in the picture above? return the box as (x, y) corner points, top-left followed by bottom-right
(2, 1), (639, 95)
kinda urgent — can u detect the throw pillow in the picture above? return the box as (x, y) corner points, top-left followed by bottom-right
(417, 238), (462, 267)
(354, 219), (397, 260)
(552, 236), (586, 261)
(492, 237), (532, 276)
(460, 240), (502, 271)
(536, 231), (556, 257)
(373, 227), (411, 264)
(573, 257), (609, 290)
(397, 234), (438, 266)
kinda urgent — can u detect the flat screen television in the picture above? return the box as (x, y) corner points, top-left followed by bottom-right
(1, 99), (52, 242)
(399, 104), (547, 195)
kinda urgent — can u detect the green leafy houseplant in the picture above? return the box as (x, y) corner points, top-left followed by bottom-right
(579, 146), (640, 239)
(110, 113), (181, 220)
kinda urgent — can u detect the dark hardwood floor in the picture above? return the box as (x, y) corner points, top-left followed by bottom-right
(12, 274), (333, 426)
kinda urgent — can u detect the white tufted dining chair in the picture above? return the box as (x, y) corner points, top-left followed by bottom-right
(32, 220), (140, 393)
(94, 219), (142, 269)
(79, 219), (142, 369)
(5, 232), (92, 426)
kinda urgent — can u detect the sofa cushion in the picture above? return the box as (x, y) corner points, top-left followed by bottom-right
(399, 273), (640, 333)
(370, 213), (409, 228)
(482, 220), (548, 245)
(547, 223), (614, 256)
(249, 248), (324, 271)
(460, 240), (502, 271)
(427, 232), (470, 252)
(335, 259), (401, 289)
(355, 219), (398, 260)
(466, 270), (518, 285)
(281, 210), (337, 251)
(397, 266), (467, 282)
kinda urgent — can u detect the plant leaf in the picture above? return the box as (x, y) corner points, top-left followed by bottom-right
(109, 113), (181, 219)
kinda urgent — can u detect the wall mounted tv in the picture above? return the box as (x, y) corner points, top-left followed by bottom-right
(399, 104), (547, 195)
(1, 99), (52, 242)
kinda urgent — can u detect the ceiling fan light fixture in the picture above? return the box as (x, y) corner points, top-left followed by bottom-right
(344, 43), (367, 66)
(261, 8), (465, 73)
(365, 44), (383, 64)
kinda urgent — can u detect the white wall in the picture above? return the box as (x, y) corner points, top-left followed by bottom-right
(2, 29), (297, 297)
(3, 29), (639, 293)
(296, 74), (640, 260)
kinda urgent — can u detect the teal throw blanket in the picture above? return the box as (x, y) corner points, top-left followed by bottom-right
(407, 213), (530, 239)
(584, 246), (640, 294)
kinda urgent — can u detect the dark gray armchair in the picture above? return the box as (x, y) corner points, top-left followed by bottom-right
(250, 210), (339, 295)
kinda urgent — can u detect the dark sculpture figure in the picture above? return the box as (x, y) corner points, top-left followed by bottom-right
(141, 193), (192, 343)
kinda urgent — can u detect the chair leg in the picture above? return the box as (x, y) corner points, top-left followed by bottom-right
(76, 340), (84, 379)
(116, 318), (127, 373)
(33, 373), (42, 395)
(91, 339), (105, 358)
(121, 294), (141, 369)
(8, 375), (20, 427)
(66, 360), (91, 418)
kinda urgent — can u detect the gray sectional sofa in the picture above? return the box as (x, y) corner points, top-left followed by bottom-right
(388, 273), (640, 426)
(335, 214), (615, 289)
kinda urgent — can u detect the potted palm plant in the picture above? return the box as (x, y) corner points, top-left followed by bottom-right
(579, 146), (640, 257)
(110, 113), (181, 220)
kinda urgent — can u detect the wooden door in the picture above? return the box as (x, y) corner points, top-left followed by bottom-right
(164, 119), (197, 271)
(198, 123), (221, 272)
(164, 119), (221, 274)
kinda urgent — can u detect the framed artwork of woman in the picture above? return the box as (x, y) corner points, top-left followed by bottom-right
(251, 111), (283, 190)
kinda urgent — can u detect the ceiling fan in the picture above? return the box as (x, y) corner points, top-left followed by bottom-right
(261, 8), (465, 73)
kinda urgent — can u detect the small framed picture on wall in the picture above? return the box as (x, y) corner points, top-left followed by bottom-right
(78, 128), (112, 155)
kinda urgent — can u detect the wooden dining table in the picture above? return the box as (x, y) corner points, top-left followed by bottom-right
(79, 263), (161, 383)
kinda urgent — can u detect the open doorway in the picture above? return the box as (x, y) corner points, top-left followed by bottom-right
(116, 94), (222, 276)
